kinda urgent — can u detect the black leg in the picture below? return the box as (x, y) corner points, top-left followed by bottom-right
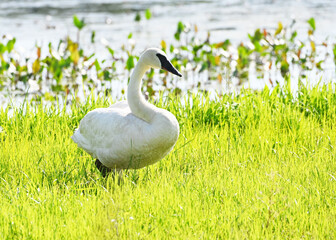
(95, 159), (112, 177)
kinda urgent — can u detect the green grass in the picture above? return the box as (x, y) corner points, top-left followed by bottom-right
(1, 83), (336, 239)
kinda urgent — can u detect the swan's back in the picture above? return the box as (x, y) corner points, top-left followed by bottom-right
(108, 100), (129, 110)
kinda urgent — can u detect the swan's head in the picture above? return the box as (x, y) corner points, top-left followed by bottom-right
(140, 48), (182, 77)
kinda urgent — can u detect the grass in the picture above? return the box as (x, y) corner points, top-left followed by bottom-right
(1, 83), (336, 239)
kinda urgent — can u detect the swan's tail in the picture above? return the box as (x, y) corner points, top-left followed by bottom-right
(72, 128), (91, 150)
(72, 129), (98, 158)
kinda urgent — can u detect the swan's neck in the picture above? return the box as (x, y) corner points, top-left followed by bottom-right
(127, 61), (156, 123)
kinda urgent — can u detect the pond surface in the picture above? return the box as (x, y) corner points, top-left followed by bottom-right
(1, 0), (335, 53)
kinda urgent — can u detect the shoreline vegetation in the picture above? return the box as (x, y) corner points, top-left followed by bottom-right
(1, 11), (336, 238)
(0, 14), (335, 102)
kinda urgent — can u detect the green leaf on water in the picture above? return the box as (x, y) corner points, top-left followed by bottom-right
(0, 43), (5, 54)
(126, 56), (134, 71)
(145, 9), (152, 20)
(169, 44), (174, 53)
(290, 30), (297, 42)
(174, 21), (185, 41)
(308, 18), (316, 31)
(91, 31), (96, 44)
(107, 47), (114, 57)
(94, 59), (101, 72)
(134, 12), (141, 22)
(280, 60), (289, 77)
(6, 38), (16, 52)
(174, 32), (180, 41)
(73, 15), (85, 30)
(249, 29), (262, 42)
(177, 21), (185, 33)
(103, 70), (110, 80)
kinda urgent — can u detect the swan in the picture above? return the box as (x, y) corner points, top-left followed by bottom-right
(72, 48), (182, 176)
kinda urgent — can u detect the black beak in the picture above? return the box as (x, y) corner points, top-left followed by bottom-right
(156, 53), (182, 77)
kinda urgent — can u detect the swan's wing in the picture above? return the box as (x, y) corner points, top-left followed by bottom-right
(73, 100), (130, 150)
(72, 105), (149, 159)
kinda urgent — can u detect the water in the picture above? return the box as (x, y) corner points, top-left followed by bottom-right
(1, 0), (336, 52)
(0, 0), (336, 105)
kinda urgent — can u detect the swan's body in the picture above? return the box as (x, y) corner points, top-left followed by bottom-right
(72, 48), (181, 171)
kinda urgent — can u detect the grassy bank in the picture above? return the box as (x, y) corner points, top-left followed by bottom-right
(0, 84), (336, 239)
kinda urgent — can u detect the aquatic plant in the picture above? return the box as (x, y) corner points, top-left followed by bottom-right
(168, 18), (332, 88)
(0, 15), (334, 100)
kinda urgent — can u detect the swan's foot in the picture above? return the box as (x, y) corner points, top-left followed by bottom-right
(95, 159), (111, 177)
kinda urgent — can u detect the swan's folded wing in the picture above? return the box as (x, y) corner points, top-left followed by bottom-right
(73, 107), (149, 153)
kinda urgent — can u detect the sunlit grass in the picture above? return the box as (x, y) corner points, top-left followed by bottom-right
(1, 84), (336, 239)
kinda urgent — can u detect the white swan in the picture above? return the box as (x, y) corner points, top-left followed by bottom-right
(72, 48), (182, 175)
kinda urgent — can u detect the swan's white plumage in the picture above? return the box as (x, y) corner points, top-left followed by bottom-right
(72, 48), (180, 170)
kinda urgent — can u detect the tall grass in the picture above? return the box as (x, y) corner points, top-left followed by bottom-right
(0, 83), (336, 239)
